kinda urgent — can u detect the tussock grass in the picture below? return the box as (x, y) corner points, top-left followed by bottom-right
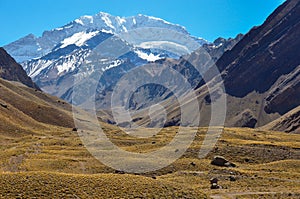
(0, 126), (299, 198)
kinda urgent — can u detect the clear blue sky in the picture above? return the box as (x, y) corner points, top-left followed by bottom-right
(0, 0), (285, 46)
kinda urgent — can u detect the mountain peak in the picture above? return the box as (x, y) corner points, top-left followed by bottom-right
(5, 11), (199, 63)
(64, 11), (189, 34)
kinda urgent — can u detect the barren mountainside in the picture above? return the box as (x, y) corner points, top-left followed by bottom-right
(263, 105), (300, 133)
(133, 0), (300, 130)
(217, 0), (300, 115)
(0, 48), (39, 90)
(0, 78), (74, 136)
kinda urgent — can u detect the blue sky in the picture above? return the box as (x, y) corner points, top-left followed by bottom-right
(0, 0), (285, 46)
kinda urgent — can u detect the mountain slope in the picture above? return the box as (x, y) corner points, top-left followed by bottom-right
(204, 0), (300, 128)
(0, 78), (74, 136)
(263, 105), (300, 133)
(129, 0), (300, 129)
(0, 48), (39, 90)
(216, 0), (300, 114)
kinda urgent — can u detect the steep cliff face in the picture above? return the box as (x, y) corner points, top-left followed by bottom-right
(263, 105), (300, 133)
(203, 34), (243, 62)
(216, 0), (300, 115)
(0, 48), (39, 90)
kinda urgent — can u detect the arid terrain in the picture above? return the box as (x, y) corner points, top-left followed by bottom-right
(0, 80), (299, 198)
(1, 124), (299, 198)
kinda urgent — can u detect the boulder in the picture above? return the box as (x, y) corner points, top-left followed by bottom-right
(211, 156), (236, 167)
(210, 178), (221, 189)
(0, 103), (8, 109)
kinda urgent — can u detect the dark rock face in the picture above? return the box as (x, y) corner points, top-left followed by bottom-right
(217, 0), (300, 114)
(264, 66), (300, 114)
(266, 106), (300, 133)
(0, 48), (40, 90)
(276, 110), (300, 133)
(203, 34), (243, 62)
(230, 109), (258, 128)
(211, 156), (236, 167)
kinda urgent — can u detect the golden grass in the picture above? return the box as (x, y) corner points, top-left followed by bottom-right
(0, 172), (206, 199)
(0, 125), (299, 198)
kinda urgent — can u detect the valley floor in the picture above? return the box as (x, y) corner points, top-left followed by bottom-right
(0, 126), (299, 198)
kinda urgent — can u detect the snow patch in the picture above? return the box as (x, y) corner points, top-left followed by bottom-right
(55, 27), (64, 31)
(122, 26), (128, 32)
(60, 31), (99, 48)
(101, 29), (113, 34)
(135, 50), (162, 62)
(75, 19), (84, 25)
(102, 60), (122, 71)
(83, 15), (93, 21)
(147, 16), (172, 25)
(213, 43), (223, 49)
(138, 41), (190, 53)
(116, 16), (126, 24)
(29, 60), (53, 78)
(63, 24), (73, 29)
(101, 14), (115, 30)
(56, 60), (76, 75)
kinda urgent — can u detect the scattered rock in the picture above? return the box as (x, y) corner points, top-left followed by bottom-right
(164, 117), (180, 127)
(107, 119), (116, 125)
(211, 183), (220, 189)
(190, 162), (196, 167)
(229, 176), (236, 181)
(210, 178), (218, 184)
(0, 102), (8, 109)
(72, 128), (78, 132)
(211, 156), (236, 167)
(115, 170), (125, 174)
(132, 117), (143, 123)
(210, 178), (221, 189)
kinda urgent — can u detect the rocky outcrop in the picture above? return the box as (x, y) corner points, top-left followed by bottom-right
(203, 34), (243, 62)
(0, 48), (39, 90)
(264, 65), (300, 115)
(263, 105), (300, 133)
(229, 109), (258, 128)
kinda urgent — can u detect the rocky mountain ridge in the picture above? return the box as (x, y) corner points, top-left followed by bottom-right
(0, 48), (39, 90)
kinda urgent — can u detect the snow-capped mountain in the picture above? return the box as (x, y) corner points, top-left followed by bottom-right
(22, 31), (172, 99)
(3, 12), (209, 106)
(4, 12), (206, 63)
